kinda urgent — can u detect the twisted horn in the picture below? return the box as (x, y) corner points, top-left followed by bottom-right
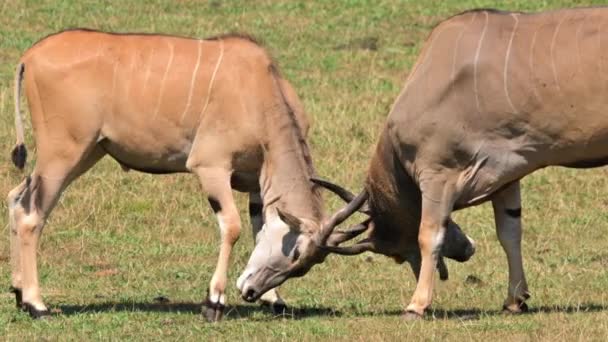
(311, 176), (355, 201)
(319, 238), (375, 255)
(317, 189), (369, 245)
(326, 218), (372, 247)
(311, 177), (371, 215)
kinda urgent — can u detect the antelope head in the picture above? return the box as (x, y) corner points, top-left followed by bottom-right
(237, 177), (474, 302)
(237, 183), (372, 303)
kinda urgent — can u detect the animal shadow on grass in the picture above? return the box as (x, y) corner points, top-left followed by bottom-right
(424, 303), (608, 321)
(51, 300), (607, 321)
(57, 301), (341, 321)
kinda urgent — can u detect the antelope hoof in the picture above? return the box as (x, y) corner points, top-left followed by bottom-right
(502, 293), (530, 314)
(502, 301), (529, 314)
(403, 310), (423, 321)
(9, 286), (22, 309)
(204, 297), (226, 322)
(22, 303), (51, 319)
(271, 302), (287, 315)
(262, 301), (287, 315)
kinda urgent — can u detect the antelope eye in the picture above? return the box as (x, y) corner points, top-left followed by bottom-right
(292, 246), (301, 261)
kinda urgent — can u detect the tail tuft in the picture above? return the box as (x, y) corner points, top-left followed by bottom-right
(11, 144), (27, 170)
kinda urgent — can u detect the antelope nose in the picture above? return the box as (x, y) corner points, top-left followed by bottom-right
(236, 270), (253, 292)
(242, 287), (258, 302)
(463, 236), (476, 261)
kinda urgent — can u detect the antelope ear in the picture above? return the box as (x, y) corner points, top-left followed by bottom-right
(277, 208), (303, 232)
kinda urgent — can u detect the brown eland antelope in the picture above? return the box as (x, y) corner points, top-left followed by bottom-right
(240, 7), (608, 318)
(7, 29), (321, 321)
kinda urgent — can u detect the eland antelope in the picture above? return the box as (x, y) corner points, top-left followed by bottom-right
(239, 7), (608, 319)
(7, 29), (320, 321)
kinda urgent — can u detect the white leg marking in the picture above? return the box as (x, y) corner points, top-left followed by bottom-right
(217, 212), (228, 235)
(493, 184), (528, 309)
(528, 24), (543, 102)
(208, 291), (226, 305)
(180, 40), (204, 123)
(152, 40), (175, 121)
(504, 13), (520, 114)
(474, 11), (489, 114)
(550, 16), (567, 93)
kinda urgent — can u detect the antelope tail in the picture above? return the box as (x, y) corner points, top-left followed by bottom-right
(11, 62), (27, 170)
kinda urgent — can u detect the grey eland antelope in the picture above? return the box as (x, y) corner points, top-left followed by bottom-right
(239, 7), (608, 319)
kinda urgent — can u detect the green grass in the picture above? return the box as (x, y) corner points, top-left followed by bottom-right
(2, 0), (608, 340)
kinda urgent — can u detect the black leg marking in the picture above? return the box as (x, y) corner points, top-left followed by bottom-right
(203, 289), (226, 322)
(20, 176), (35, 214)
(208, 197), (222, 213)
(11, 143), (27, 170)
(22, 302), (50, 319)
(261, 300), (287, 315)
(272, 302), (287, 315)
(505, 208), (521, 218)
(9, 286), (22, 309)
(249, 202), (262, 217)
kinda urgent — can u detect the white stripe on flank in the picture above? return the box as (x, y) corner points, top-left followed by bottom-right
(92, 38), (103, 74)
(180, 40), (204, 123)
(152, 41), (175, 120)
(503, 13), (520, 114)
(598, 21), (604, 92)
(575, 18), (585, 74)
(141, 47), (155, 96)
(452, 13), (478, 82)
(421, 25), (461, 85)
(391, 21), (464, 115)
(402, 23), (459, 92)
(124, 51), (137, 99)
(550, 16), (566, 93)
(111, 62), (120, 112)
(473, 11), (489, 114)
(199, 39), (224, 120)
(186, 40), (225, 166)
(528, 25), (542, 102)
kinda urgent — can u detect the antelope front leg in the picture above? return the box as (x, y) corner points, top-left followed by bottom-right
(404, 197), (448, 319)
(492, 181), (529, 313)
(194, 167), (241, 322)
(249, 192), (286, 313)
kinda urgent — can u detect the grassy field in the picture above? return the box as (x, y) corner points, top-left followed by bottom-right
(2, 0), (608, 340)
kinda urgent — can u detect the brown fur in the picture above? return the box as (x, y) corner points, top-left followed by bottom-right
(7, 29), (322, 320)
